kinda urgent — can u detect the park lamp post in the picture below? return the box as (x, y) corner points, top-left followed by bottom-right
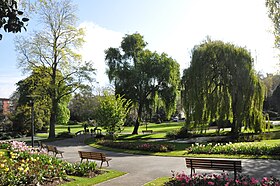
(26, 95), (40, 147)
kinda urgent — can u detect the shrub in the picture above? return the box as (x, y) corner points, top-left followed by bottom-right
(65, 161), (98, 177)
(166, 125), (192, 139)
(97, 140), (175, 152)
(165, 172), (280, 186)
(56, 131), (75, 138)
(186, 142), (280, 156)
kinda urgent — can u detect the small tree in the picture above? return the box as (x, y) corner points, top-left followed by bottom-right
(95, 92), (131, 136)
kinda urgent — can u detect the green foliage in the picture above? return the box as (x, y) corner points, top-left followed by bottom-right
(105, 33), (180, 134)
(68, 91), (99, 122)
(65, 161), (97, 177)
(166, 125), (192, 139)
(57, 94), (72, 125)
(56, 131), (75, 138)
(186, 142), (280, 156)
(266, 0), (280, 50)
(182, 39), (266, 134)
(95, 92), (131, 135)
(0, 0), (29, 40)
(12, 67), (72, 134)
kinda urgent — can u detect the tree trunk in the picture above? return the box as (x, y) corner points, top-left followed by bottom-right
(132, 103), (143, 134)
(231, 94), (238, 135)
(48, 97), (58, 139)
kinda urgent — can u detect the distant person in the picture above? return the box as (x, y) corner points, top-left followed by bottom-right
(84, 124), (88, 133)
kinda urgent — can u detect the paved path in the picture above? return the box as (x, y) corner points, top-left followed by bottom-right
(46, 135), (280, 186)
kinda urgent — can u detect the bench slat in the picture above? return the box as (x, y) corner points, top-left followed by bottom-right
(78, 151), (111, 168)
(185, 158), (242, 180)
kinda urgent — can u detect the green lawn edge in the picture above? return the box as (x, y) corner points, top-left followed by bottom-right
(60, 169), (127, 186)
(144, 177), (169, 186)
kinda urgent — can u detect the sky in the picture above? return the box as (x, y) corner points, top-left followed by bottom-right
(0, 0), (279, 98)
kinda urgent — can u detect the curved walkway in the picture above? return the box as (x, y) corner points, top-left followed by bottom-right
(46, 135), (280, 186)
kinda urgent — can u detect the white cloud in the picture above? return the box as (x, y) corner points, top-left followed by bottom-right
(149, 0), (279, 75)
(78, 22), (123, 89)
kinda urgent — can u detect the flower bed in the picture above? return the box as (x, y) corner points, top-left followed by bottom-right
(186, 142), (280, 156)
(0, 140), (99, 186)
(165, 172), (280, 186)
(97, 140), (175, 152)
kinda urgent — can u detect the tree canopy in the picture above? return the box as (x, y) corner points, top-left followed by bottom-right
(11, 66), (71, 134)
(181, 40), (266, 134)
(15, 0), (95, 139)
(105, 33), (180, 134)
(266, 0), (280, 50)
(0, 0), (29, 40)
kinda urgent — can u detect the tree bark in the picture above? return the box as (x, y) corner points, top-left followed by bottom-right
(49, 97), (58, 139)
(132, 103), (143, 134)
(231, 93), (239, 135)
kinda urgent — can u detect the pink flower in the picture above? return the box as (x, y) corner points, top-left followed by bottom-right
(208, 181), (215, 185)
(262, 177), (269, 183)
(235, 179), (242, 184)
(251, 177), (259, 184)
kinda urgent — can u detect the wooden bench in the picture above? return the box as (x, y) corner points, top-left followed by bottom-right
(185, 158), (242, 180)
(37, 141), (47, 150)
(142, 130), (153, 134)
(78, 151), (112, 168)
(46, 145), (64, 157)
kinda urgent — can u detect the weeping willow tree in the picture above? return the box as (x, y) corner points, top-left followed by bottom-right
(181, 40), (266, 134)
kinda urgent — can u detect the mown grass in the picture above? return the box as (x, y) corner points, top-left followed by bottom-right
(35, 122), (185, 140)
(61, 170), (126, 186)
(122, 122), (185, 133)
(144, 177), (169, 186)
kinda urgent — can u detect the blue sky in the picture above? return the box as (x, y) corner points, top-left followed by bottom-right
(0, 0), (278, 98)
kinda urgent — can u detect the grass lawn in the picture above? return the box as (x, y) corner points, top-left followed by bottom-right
(60, 170), (126, 186)
(35, 122), (185, 140)
(144, 177), (169, 186)
(122, 122), (185, 133)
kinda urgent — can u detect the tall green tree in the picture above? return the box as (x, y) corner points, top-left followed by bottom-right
(105, 33), (180, 134)
(15, 0), (95, 139)
(12, 67), (51, 133)
(182, 40), (266, 134)
(0, 0), (29, 40)
(12, 66), (72, 133)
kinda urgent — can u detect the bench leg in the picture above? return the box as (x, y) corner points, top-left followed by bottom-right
(191, 168), (195, 177)
(100, 161), (103, 168)
(106, 161), (109, 167)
